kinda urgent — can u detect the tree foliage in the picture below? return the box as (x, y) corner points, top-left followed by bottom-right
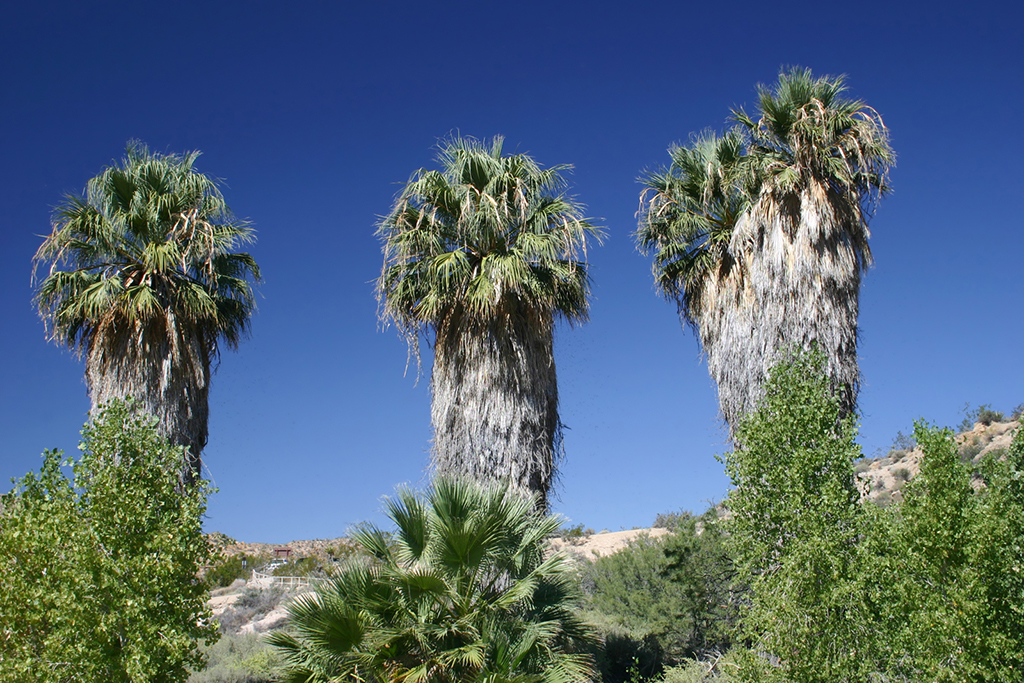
(0, 400), (217, 682)
(583, 512), (739, 676)
(269, 477), (595, 683)
(723, 351), (1024, 682)
(33, 142), (260, 481)
(723, 350), (873, 682)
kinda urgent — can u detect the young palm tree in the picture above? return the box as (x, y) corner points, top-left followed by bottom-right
(34, 142), (260, 483)
(377, 136), (601, 509)
(638, 68), (893, 434)
(268, 478), (596, 683)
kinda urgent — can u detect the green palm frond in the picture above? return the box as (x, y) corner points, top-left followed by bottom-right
(34, 140), (260, 357)
(377, 135), (602, 347)
(636, 128), (752, 326)
(273, 478), (596, 683)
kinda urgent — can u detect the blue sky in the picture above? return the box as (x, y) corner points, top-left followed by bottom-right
(2, 0), (1021, 543)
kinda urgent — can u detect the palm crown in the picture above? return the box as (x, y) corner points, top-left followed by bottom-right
(34, 142), (260, 358)
(637, 68), (895, 434)
(732, 66), (893, 267)
(636, 128), (752, 328)
(377, 136), (600, 352)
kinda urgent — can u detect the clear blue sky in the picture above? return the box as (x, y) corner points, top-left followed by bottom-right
(2, 0), (1021, 543)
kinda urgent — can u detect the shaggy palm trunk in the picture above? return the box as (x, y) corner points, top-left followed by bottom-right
(86, 312), (211, 485)
(431, 305), (560, 511)
(709, 181), (864, 436)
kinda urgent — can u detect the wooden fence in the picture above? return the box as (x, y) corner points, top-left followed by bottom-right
(249, 570), (326, 590)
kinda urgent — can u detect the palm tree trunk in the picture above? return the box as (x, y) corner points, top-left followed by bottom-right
(86, 314), (210, 484)
(710, 183), (863, 436)
(430, 306), (560, 510)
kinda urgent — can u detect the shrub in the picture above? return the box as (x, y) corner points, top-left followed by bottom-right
(582, 509), (739, 679)
(270, 555), (330, 578)
(659, 650), (740, 683)
(652, 509), (692, 529)
(893, 467), (911, 482)
(207, 553), (265, 588)
(189, 632), (282, 683)
(959, 436), (984, 462)
(559, 522), (595, 545)
(891, 429), (917, 452)
(959, 403), (1005, 431)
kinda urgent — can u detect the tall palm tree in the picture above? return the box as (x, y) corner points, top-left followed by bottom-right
(377, 136), (601, 509)
(638, 68), (893, 434)
(34, 142), (260, 483)
(269, 477), (596, 683)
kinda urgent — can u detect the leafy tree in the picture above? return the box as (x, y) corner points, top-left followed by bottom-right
(876, 422), (1024, 681)
(376, 136), (602, 508)
(722, 350), (875, 682)
(638, 68), (894, 435)
(0, 400), (218, 682)
(661, 511), (741, 660)
(34, 142), (260, 482)
(269, 478), (595, 683)
(722, 352), (1024, 681)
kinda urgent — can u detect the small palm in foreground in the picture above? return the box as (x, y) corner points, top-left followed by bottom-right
(268, 478), (595, 683)
(34, 142), (260, 482)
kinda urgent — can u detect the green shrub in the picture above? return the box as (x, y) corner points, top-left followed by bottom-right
(189, 632), (282, 683)
(207, 553), (265, 588)
(659, 649), (740, 683)
(959, 403), (1005, 431)
(582, 509), (739, 679)
(559, 522), (595, 545)
(270, 555), (330, 578)
(892, 467), (911, 482)
(652, 509), (691, 529)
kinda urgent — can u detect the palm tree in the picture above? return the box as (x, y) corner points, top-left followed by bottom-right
(638, 68), (893, 434)
(268, 477), (596, 683)
(377, 136), (601, 509)
(34, 142), (260, 483)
